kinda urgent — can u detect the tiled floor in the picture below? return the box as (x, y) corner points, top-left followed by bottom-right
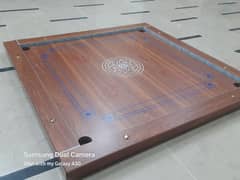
(0, 0), (240, 179)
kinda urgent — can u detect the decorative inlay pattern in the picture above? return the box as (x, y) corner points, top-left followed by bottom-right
(102, 57), (144, 76)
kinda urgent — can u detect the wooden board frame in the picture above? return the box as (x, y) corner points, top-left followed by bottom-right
(4, 23), (240, 180)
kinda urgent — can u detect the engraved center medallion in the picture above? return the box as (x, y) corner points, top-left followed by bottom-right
(102, 57), (144, 76)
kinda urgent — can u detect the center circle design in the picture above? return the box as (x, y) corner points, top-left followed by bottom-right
(102, 57), (144, 77)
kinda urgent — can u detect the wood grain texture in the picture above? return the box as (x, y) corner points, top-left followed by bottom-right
(4, 23), (240, 180)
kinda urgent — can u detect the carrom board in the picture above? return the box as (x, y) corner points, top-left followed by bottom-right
(4, 23), (240, 179)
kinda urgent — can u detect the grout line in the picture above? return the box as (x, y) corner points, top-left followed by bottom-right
(178, 35), (202, 41)
(0, 8), (39, 13)
(175, 5), (199, 9)
(121, 11), (150, 15)
(73, 3), (104, 7)
(222, 11), (240, 15)
(130, 0), (155, 3)
(171, 17), (198, 22)
(218, 2), (238, 5)
(0, 67), (15, 72)
(229, 27), (240, 31)
(166, 146), (199, 180)
(50, 17), (88, 22)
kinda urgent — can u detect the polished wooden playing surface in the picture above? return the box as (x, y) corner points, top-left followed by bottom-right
(4, 23), (240, 180)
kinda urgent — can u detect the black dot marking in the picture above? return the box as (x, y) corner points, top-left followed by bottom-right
(130, 0), (155, 3)
(222, 11), (240, 15)
(0, 8), (39, 13)
(79, 136), (92, 145)
(171, 17), (198, 22)
(218, 2), (238, 5)
(121, 11), (150, 15)
(50, 17), (88, 22)
(234, 82), (240, 87)
(73, 3), (104, 7)
(175, 5), (199, 9)
(178, 35), (202, 41)
(0, 67), (15, 72)
(229, 27), (240, 31)
(22, 46), (30, 51)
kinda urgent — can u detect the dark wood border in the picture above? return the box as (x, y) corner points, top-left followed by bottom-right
(15, 23), (240, 78)
(64, 88), (240, 179)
